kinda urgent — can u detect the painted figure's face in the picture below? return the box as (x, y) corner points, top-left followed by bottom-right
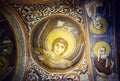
(98, 47), (107, 59)
(54, 42), (65, 55)
(94, 21), (103, 30)
(52, 38), (68, 56)
(94, 17), (103, 30)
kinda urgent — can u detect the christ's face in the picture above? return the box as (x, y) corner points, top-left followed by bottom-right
(53, 42), (65, 55)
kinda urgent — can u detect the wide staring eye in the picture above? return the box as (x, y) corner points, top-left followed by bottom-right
(101, 50), (103, 52)
(61, 46), (64, 49)
(56, 43), (59, 47)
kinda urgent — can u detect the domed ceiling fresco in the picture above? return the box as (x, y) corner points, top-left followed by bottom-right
(31, 15), (84, 72)
(0, 0), (119, 81)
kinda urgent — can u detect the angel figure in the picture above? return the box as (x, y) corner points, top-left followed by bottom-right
(34, 37), (72, 69)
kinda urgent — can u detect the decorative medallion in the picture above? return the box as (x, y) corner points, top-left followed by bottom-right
(0, 4), (27, 81)
(0, 14), (16, 81)
(90, 17), (108, 34)
(31, 14), (84, 73)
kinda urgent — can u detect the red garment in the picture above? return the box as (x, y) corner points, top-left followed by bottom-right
(94, 58), (112, 75)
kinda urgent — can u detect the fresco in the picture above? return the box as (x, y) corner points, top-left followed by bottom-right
(0, 3), (27, 81)
(0, 0), (119, 81)
(20, 0), (89, 81)
(85, 1), (108, 34)
(0, 14), (16, 81)
(93, 41), (116, 81)
(32, 15), (84, 71)
(85, 0), (119, 81)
